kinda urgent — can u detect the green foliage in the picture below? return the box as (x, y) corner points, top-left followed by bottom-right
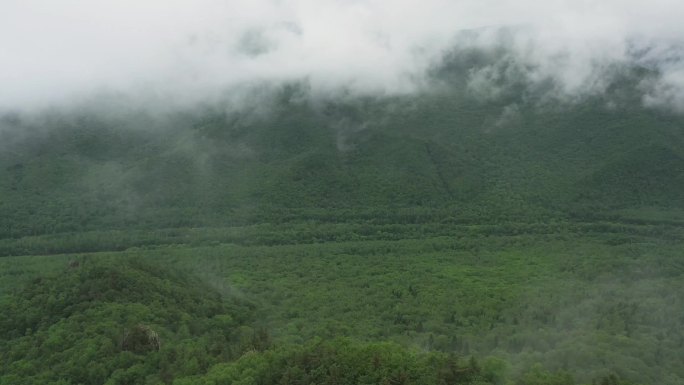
(0, 232), (675, 384)
(1, 66), (681, 385)
(184, 339), (492, 385)
(2, 79), (684, 239)
(518, 365), (574, 385)
(0, 258), (263, 384)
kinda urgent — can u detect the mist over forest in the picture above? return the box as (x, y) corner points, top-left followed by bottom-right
(2, 2), (684, 385)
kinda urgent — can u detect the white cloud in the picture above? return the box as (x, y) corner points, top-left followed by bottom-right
(1, 0), (683, 111)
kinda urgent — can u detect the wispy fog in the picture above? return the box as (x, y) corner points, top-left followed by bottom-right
(1, 0), (684, 111)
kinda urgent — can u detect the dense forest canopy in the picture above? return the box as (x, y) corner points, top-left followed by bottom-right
(2, 58), (683, 240)
(2, 66), (683, 384)
(2, 2), (684, 384)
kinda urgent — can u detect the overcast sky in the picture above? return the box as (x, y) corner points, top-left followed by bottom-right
(1, 0), (683, 111)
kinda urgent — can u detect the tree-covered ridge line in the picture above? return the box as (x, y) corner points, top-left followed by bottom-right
(1, 217), (682, 258)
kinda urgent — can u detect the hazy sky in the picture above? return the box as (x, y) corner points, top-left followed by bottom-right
(1, 0), (683, 111)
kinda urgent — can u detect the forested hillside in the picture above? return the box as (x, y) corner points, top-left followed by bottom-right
(1, 59), (683, 241)
(1, 48), (683, 385)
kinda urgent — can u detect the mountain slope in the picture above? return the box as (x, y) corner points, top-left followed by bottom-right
(1, 68), (684, 238)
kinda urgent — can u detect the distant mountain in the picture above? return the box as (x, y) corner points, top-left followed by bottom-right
(1, 54), (683, 239)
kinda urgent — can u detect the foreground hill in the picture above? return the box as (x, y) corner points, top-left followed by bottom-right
(0, 258), (266, 384)
(0, 255), (648, 385)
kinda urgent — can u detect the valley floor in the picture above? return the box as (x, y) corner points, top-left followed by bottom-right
(1, 218), (683, 384)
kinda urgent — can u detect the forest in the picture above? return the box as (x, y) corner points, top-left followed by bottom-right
(1, 45), (684, 385)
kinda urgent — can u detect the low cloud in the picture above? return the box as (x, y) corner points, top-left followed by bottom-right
(1, 0), (684, 112)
